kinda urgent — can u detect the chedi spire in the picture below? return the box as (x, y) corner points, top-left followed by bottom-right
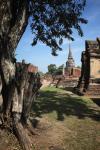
(66, 42), (75, 68)
(68, 43), (73, 58)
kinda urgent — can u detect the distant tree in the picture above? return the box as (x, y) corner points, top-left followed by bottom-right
(48, 64), (64, 75)
(77, 66), (81, 69)
(38, 71), (44, 77)
(48, 64), (57, 75)
(55, 64), (64, 75)
(0, 1), (87, 149)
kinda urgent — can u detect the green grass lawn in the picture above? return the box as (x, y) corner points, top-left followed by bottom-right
(32, 86), (100, 150)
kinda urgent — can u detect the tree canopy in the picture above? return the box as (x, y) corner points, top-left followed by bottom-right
(48, 64), (57, 75)
(55, 64), (64, 75)
(30, 0), (87, 55)
(48, 64), (64, 75)
(0, 0), (87, 57)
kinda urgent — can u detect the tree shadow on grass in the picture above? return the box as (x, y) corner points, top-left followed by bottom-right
(32, 90), (100, 122)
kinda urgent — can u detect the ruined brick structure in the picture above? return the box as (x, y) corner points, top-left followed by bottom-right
(75, 38), (100, 97)
(16, 60), (38, 74)
(44, 44), (81, 88)
(27, 64), (38, 73)
(64, 43), (81, 78)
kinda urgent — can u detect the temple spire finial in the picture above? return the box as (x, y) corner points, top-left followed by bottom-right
(68, 41), (72, 58)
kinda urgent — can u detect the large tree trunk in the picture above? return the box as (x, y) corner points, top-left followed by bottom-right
(0, 1), (41, 149)
(0, 0), (28, 118)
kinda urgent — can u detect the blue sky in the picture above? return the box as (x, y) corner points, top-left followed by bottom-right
(16, 0), (100, 73)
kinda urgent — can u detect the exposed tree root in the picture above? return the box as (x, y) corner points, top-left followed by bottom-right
(24, 120), (39, 136)
(13, 122), (33, 150)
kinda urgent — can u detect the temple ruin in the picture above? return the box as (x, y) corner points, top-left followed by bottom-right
(75, 38), (100, 97)
(44, 44), (81, 88)
(64, 43), (81, 78)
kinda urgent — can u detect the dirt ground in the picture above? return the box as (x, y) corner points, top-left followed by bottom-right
(30, 116), (100, 150)
(0, 129), (21, 150)
(31, 117), (67, 150)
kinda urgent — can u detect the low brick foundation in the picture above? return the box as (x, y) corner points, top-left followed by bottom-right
(74, 83), (100, 98)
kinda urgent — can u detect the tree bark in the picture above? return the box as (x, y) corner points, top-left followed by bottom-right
(0, 0), (28, 118)
(0, 1), (41, 149)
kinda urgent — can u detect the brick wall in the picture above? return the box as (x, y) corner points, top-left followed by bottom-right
(16, 62), (38, 74)
(28, 64), (38, 73)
